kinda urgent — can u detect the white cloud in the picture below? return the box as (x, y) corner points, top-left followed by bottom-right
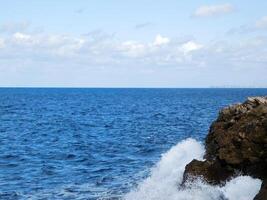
(13, 32), (32, 41)
(200, 37), (267, 68)
(11, 32), (42, 47)
(194, 3), (234, 17)
(120, 41), (146, 57)
(181, 41), (203, 54)
(0, 30), (267, 73)
(0, 31), (205, 67)
(54, 38), (85, 56)
(153, 34), (170, 46)
(256, 16), (267, 28)
(8, 32), (86, 57)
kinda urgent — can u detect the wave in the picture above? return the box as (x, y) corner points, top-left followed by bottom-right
(124, 138), (262, 200)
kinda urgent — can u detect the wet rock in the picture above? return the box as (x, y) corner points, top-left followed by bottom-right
(182, 96), (267, 199)
(254, 179), (267, 200)
(183, 159), (234, 185)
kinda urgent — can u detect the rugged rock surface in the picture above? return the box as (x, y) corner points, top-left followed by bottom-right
(183, 96), (267, 199)
(183, 159), (234, 185)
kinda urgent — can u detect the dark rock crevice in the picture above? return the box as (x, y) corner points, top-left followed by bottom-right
(182, 96), (267, 199)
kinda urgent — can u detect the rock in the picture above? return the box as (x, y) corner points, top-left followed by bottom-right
(183, 159), (234, 185)
(254, 179), (267, 200)
(205, 96), (267, 178)
(247, 97), (267, 105)
(182, 96), (267, 199)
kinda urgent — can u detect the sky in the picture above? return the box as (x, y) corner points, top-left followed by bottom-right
(0, 0), (267, 87)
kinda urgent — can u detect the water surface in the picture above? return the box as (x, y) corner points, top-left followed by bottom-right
(0, 88), (266, 199)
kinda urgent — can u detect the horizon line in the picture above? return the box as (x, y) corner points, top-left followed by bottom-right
(0, 86), (267, 89)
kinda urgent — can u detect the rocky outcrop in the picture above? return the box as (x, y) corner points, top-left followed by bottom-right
(183, 96), (267, 199)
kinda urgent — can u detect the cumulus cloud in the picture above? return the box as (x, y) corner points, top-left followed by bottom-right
(181, 41), (203, 54)
(120, 41), (146, 57)
(193, 3), (234, 17)
(153, 35), (170, 46)
(13, 32), (33, 44)
(0, 31), (205, 68)
(0, 29), (267, 73)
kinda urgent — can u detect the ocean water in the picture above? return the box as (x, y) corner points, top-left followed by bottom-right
(0, 88), (266, 200)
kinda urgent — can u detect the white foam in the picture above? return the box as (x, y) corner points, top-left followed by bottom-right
(124, 138), (262, 200)
(220, 176), (262, 200)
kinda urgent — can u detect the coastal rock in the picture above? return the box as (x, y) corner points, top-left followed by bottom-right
(254, 179), (267, 200)
(183, 96), (267, 199)
(183, 159), (234, 185)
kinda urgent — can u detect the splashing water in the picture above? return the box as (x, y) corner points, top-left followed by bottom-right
(124, 139), (262, 200)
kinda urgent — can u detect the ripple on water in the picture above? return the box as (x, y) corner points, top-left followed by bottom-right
(0, 88), (267, 199)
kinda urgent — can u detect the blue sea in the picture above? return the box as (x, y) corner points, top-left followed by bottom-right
(0, 88), (267, 200)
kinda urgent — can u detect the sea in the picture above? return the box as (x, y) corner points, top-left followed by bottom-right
(0, 88), (267, 200)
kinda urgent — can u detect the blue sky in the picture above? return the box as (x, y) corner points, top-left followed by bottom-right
(0, 0), (267, 87)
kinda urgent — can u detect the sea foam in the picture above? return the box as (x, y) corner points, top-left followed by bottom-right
(124, 138), (262, 200)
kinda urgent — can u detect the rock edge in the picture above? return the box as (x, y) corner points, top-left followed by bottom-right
(183, 97), (267, 200)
